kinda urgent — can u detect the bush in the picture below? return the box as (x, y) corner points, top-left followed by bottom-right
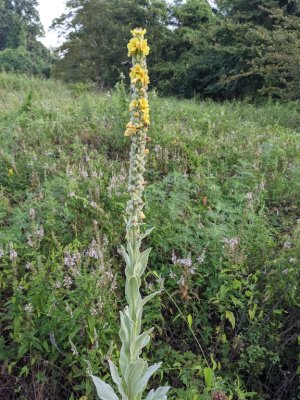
(0, 47), (50, 77)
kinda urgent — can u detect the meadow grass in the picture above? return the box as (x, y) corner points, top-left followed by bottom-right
(0, 72), (299, 400)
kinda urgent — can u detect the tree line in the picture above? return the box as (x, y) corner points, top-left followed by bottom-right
(0, 0), (52, 76)
(1, 0), (300, 100)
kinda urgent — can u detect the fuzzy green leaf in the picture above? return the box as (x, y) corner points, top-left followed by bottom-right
(108, 361), (128, 400)
(145, 386), (170, 400)
(91, 375), (119, 400)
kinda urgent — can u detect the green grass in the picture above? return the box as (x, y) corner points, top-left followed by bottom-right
(0, 72), (299, 400)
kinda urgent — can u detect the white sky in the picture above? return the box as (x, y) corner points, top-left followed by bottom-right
(38, 0), (66, 48)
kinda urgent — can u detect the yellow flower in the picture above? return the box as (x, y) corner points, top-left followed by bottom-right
(129, 65), (150, 86)
(144, 149), (149, 155)
(131, 28), (147, 37)
(127, 38), (150, 56)
(130, 100), (138, 110)
(139, 98), (149, 113)
(139, 211), (146, 219)
(143, 114), (150, 126)
(124, 123), (138, 137)
(140, 39), (150, 56)
(127, 38), (139, 56)
(8, 168), (14, 176)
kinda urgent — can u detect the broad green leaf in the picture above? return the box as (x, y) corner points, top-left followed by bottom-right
(225, 310), (236, 329)
(203, 367), (214, 390)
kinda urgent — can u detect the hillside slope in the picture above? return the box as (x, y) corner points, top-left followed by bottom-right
(0, 73), (299, 400)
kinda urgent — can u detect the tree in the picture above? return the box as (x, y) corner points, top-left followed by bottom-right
(0, 0), (52, 76)
(52, 0), (171, 86)
(150, 0), (215, 96)
(0, 0), (43, 50)
(195, 0), (300, 99)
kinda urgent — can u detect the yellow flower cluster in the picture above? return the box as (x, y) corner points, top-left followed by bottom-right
(124, 28), (150, 138)
(127, 28), (150, 57)
(129, 64), (150, 87)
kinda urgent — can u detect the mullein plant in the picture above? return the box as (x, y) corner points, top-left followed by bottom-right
(92, 29), (169, 400)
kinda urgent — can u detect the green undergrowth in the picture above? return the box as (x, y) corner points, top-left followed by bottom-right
(0, 73), (299, 400)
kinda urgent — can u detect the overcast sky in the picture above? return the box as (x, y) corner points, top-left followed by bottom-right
(38, 0), (66, 48)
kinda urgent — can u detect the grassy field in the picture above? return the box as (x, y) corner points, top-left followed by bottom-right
(0, 73), (299, 400)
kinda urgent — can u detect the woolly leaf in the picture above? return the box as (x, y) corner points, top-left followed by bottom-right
(108, 361), (128, 400)
(91, 375), (119, 400)
(124, 359), (148, 398)
(126, 276), (142, 318)
(145, 386), (170, 400)
(134, 362), (162, 396)
(136, 247), (152, 276)
(131, 328), (154, 359)
(141, 291), (161, 307)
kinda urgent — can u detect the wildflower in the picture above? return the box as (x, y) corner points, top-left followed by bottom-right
(79, 168), (88, 179)
(91, 308), (98, 316)
(127, 38), (150, 57)
(129, 64), (150, 87)
(246, 192), (253, 200)
(196, 250), (206, 264)
(24, 303), (34, 313)
(131, 27), (147, 36)
(154, 144), (162, 154)
(92, 28), (169, 400)
(68, 191), (75, 198)
(25, 262), (32, 270)
(29, 208), (36, 220)
(179, 253), (192, 268)
(0, 246), (4, 258)
(90, 201), (98, 208)
(124, 122), (138, 137)
(54, 280), (62, 289)
(63, 275), (73, 289)
(86, 238), (103, 260)
(8, 168), (14, 176)
(169, 269), (177, 279)
(172, 250), (177, 264)
(212, 391), (228, 400)
(26, 233), (34, 247)
(223, 237), (239, 251)
(64, 251), (80, 268)
(9, 248), (17, 261)
(36, 226), (44, 239)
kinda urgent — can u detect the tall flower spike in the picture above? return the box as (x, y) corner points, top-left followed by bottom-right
(92, 29), (170, 400)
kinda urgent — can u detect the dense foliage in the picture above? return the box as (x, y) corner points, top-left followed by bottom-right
(0, 0), (52, 76)
(0, 73), (299, 399)
(52, 0), (300, 100)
